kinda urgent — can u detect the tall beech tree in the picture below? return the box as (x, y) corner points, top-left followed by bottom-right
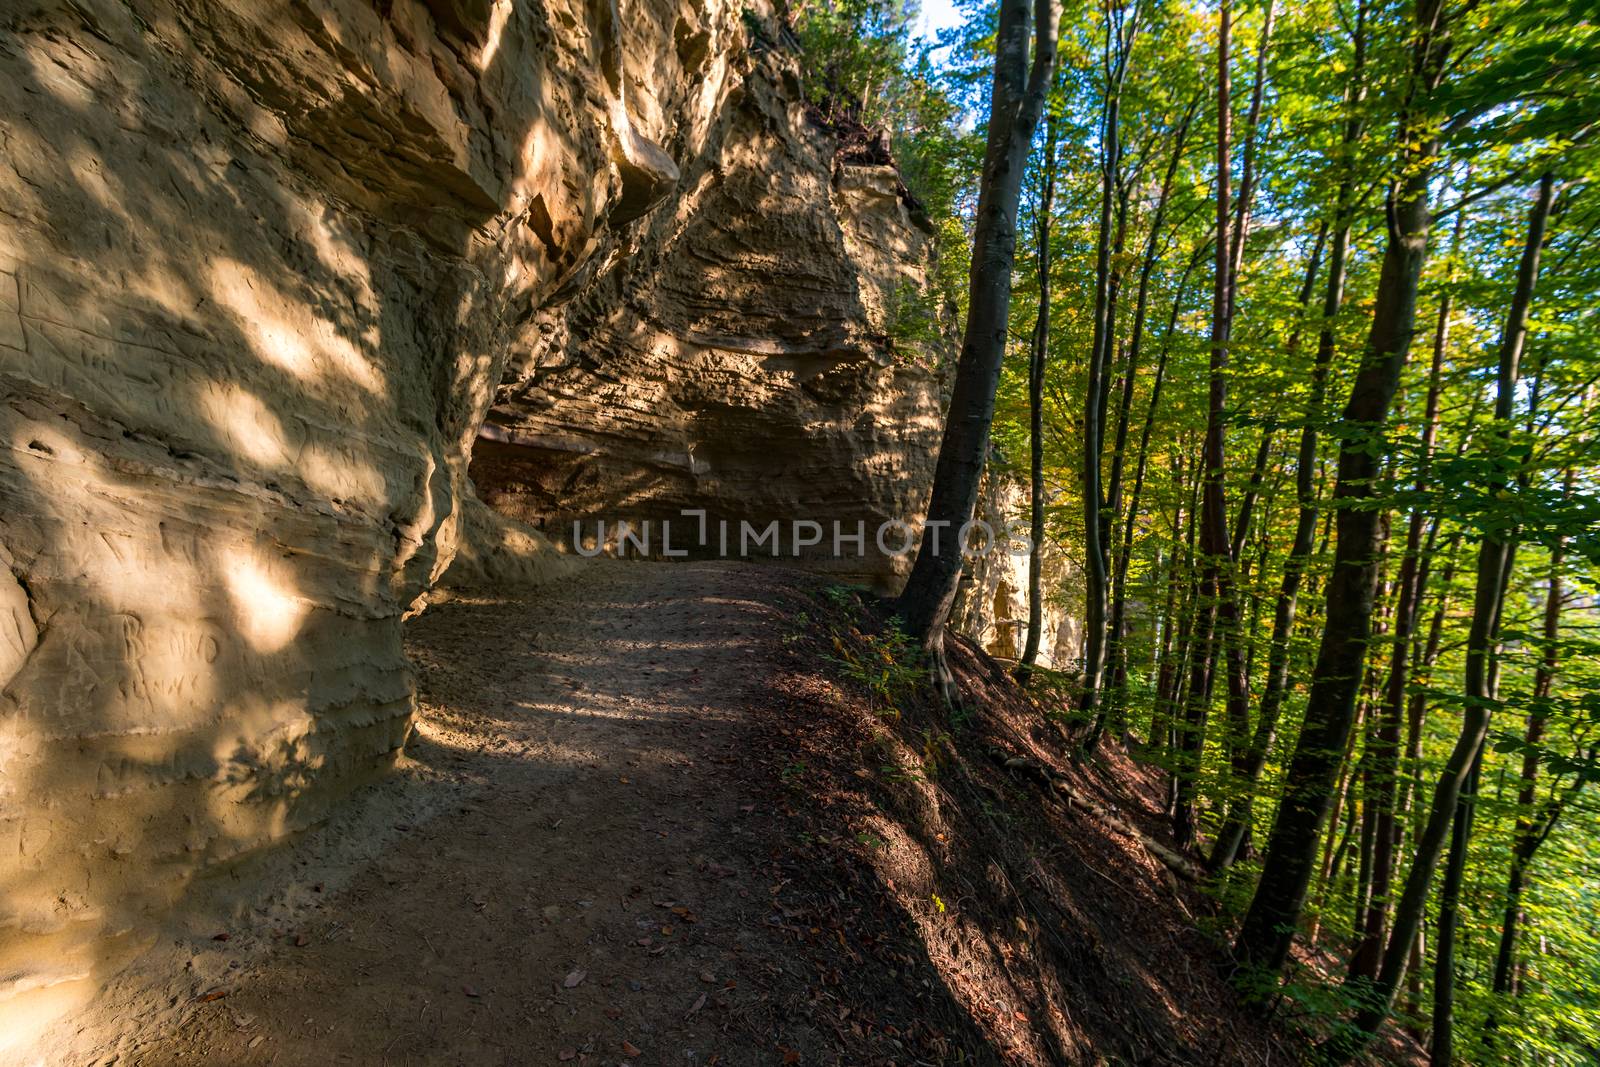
(1490, 469), (1582, 1001)
(1206, 222), (1327, 872)
(1233, 0), (1452, 975)
(1172, 0), (1237, 850)
(813, 0), (1600, 1057)
(1018, 98), (1061, 682)
(1078, 0), (1140, 727)
(1103, 100), (1200, 732)
(1346, 168), (1560, 1056)
(896, 0), (1061, 684)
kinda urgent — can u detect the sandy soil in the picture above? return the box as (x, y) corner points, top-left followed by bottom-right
(79, 561), (850, 1067)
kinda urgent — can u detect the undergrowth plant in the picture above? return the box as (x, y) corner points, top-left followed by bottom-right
(820, 584), (926, 720)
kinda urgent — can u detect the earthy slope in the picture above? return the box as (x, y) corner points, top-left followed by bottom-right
(58, 561), (1297, 1066)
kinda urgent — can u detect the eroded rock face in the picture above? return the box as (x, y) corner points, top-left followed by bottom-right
(470, 65), (947, 586)
(950, 474), (1084, 670)
(0, 0), (769, 1040)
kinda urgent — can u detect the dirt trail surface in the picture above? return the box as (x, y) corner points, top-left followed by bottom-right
(57, 560), (1315, 1067)
(89, 561), (864, 1066)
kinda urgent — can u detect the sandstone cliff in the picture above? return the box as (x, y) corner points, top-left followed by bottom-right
(949, 472), (1084, 670)
(470, 73), (946, 585)
(0, 0), (976, 1052)
(0, 0), (862, 1044)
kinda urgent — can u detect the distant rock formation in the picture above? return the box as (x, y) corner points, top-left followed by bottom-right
(950, 473), (1084, 671)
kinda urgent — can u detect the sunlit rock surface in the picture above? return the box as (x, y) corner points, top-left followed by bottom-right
(950, 474), (1084, 670)
(0, 0), (769, 1042)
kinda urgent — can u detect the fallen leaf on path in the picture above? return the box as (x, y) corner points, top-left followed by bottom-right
(621, 1040), (642, 1057)
(686, 993), (707, 1018)
(293, 934), (309, 947)
(558, 1050), (576, 1062)
(563, 968), (586, 988)
(195, 989), (228, 1003)
(463, 984), (480, 998)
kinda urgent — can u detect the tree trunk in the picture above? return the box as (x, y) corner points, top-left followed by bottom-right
(1233, 0), (1449, 977)
(1079, 1), (1139, 725)
(1165, 464), (1204, 817)
(1225, 0), (1275, 309)
(897, 0), (1062, 687)
(1347, 288), (1448, 981)
(1206, 227), (1326, 871)
(1018, 104), (1061, 681)
(1346, 169), (1556, 1051)
(1430, 745), (1483, 1065)
(1174, 0), (1237, 850)
(1308, 753), (1361, 947)
(1395, 217), (1472, 845)
(1491, 469), (1572, 995)
(1152, 449), (1194, 755)
(1096, 100), (1199, 734)
(1208, 0), (1367, 875)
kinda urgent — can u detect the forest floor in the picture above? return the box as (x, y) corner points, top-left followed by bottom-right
(63, 560), (1360, 1066)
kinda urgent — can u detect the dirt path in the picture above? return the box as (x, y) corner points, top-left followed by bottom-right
(115, 561), (836, 1067)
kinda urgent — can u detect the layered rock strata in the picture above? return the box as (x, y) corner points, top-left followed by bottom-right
(0, 0), (823, 1041)
(471, 88), (948, 585)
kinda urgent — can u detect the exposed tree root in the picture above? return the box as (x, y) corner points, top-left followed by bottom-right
(992, 750), (1206, 884)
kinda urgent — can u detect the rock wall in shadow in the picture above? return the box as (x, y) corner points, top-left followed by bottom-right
(469, 48), (949, 588)
(0, 0), (758, 1045)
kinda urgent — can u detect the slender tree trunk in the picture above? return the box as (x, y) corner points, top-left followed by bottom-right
(1225, 0), (1275, 307)
(1209, 0), (1368, 875)
(897, 0), (1062, 687)
(1096, 102), (1199, 734)
(1173, 582), (1217, 848)
(1431, 539), (1517, 1056)
(1346, 169), (1557, 1052)
(1233, 0), (1450, 977)
(1395, 221), (1471, 844)
(1080, 1), (1139, 725)
(1430, 745), (1483, 1065)
(1347, 293), (1448, 981)
(1308, 738), (1363, 946)
(1241, 461), (1284, 692)
(1152, 450), (1193, 753)
(1174, 0), (1236, 851)
(1018, 106), (1061, 681)
(1491, 469), (1572, 995)
(1206, 229), (1326, 870)
(1166, 464), (1204, 816)
(1203, 0), (1284, 826)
